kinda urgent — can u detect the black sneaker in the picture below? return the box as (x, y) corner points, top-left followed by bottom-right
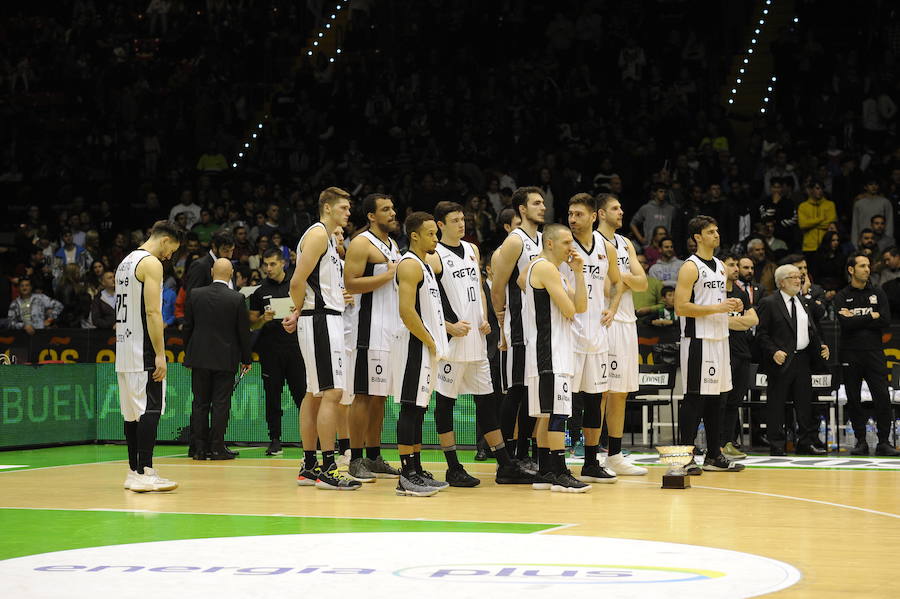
(702, 454), (746, 472)
(517, 457), (539, 475)
(851, 440), (870, 456)
(579, 463), (617, 484)
(551, 470), (592, 493)
(396, 472), (440, 497)
(265, 439), (283, 456)
(875, 442), (900, 457)
(446, 465), (481, 487)
(684, 460), (703, 476)
(365, 456), (401, 479)
(315, 464), (363, 490)
(532, 471), (554, 490)
(296, 464), (320, 486)
(495, 462), (534, 484)
(419, 470), (449, 491)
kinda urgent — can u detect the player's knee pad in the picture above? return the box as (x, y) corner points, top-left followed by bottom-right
(582, 393), (602, 428)
(434, 394), (455, 435)
(397, 403), (419, 446)
(473, 394), (498, 432)
(548, 413), (567, 433)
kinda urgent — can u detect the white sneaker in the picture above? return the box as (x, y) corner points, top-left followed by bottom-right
(130, 467), (179, 492)
(336, 450), (351, 469)
(123, 470), (138, 490)
(604, 453), (648, 476)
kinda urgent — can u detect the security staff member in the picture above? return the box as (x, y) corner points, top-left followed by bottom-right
(834, 253), (900, 456)
(249, 248), (307, 456)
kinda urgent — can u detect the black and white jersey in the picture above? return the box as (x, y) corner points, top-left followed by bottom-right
(394, 251), (449, 360)
(561, 231), (609, 354)
(354, 230), (401, 351)
(602, 232), (636, 323)
(681, 254), (728, 340)
(339, 258), (360, 346)
(115, 249), (156, 373)
(503, 228), (542, 347)
(523, 258), (575, 378)
(436, 241), (485, 362)
(298, 222), (344, 313)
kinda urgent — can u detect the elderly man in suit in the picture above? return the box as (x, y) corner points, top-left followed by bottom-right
(184, 258), (251, 460)
(755, 264), (831, 456)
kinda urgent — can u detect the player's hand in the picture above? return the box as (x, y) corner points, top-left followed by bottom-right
(567, 248), (584, 272)
(282, 311), (299, 334)
(871, 311), (880, 320)
(152, 354), (167, 382)
(262, 306), (275, 322)
(600, 309), (613, 327)
(479, 320), (491, 335)
(773, 350), (787, 366)
(446, 320), (471, 337)
(425, 335), (437, 354)
(820, 345), (830, 360)
(498, 330), (508, 351)
(241, 363), (252, 375)
(343, 291), (355, 306)
(723, 297), (743, 313)
(838, 308), (853, 318)
(385, 260), (399, 277)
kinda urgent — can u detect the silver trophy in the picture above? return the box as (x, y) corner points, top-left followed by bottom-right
(656, 445), (695, 489)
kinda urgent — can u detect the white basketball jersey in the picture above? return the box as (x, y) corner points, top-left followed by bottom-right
(436, 241), (486, 362)
(298, 222), (344, 312)
(339, 258), (360, 346)
(524, 258), (575, 378)
(115, 249), (156, 373)
(603, 232), (636, 323)
(503, 228), (542, 347)
(395, 251), (449, 360)
(355, 230), (402, 351)
(561, 231), (609, 354)
(681, 255), (728, 340)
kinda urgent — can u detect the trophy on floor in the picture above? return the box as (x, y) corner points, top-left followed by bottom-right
(656, 445), (695, 489)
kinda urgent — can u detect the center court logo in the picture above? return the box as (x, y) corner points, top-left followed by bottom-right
(394, 563), (722, 584)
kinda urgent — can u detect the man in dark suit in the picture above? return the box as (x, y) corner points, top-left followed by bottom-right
(184, 258), (252, 460)
(183, 230), (235, 299)
(755, 264), (831, 456)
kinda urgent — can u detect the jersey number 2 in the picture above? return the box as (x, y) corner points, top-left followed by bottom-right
(115, 294), (128, 323)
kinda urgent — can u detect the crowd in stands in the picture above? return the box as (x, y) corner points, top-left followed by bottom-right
(3, 0), (900, 332)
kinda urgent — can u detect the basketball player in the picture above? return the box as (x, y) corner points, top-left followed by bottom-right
(343, 194), (402, 482)
(491, 187), (545, 471)
(674, 215), (746, 472)
(562, 194), (621, 484)
(283, 187), (361, 490)
(393, 212), (451, 497)
(428, 202), (534, 486)
(335, 226), (356, 469)
(597, 194), (649, 475)
(117, 221), (183, 493)
(521, 223), (591, 493)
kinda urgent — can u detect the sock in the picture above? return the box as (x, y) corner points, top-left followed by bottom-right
(337, 438), (350, 454)
(538, 447), (551, 474)
(550, 449), (567, 474)
(136, 411), (161, 473)
(413, 452), (423, 474)
(584, 444), (599, 466)
(124, 420), (138, 472)
(399, 453), (415, 476)
(350, 448), (364, 461)
(491, 441), (513, 467)
(530, 437), (539, 459)
(322, 450), (335, 469)
(608, 436), (622, 457)
(303, 450), (317, 469)
(443, 445), (460, 469)
(366, 446), (381, 460)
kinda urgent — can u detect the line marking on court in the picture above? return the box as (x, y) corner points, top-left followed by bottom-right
(618, 479), (900, 520)
(0, 447), (269, 474)
(533, 523), (581, 534)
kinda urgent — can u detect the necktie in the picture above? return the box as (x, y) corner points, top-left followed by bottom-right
(790, 296), (797, 326)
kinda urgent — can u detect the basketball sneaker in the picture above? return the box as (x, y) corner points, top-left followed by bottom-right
(605, 453), (648, 476)
(347, 458), (376, 483)
(364, 456), (401, 479)
(531, 471), (554, 491)
(123, 470), (138, 490)
(517, 457), (539, 475)
(419, 470), (449, 491)
(702, 455), (746, 472)
(296, 464), (321, 486)
(336, 449), (351, 468)
(265, 440), (283, 456)
(445, 465), (480, 487)
(551, 470), (592, 493)
(315, 464), (363, 490)
(722, 442), (747, 460)
(495, 462), (534, 484)
(130, 468), (178, 492)
(684, 459), (703, 476)
(396, 473), (439, 497)
(578, 463), (618, 484)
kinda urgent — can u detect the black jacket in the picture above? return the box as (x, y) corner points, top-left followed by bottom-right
(184, 253), (214, 299)
(183, 282), (251, 371)
(90, 293), (116, 329)
(833, 283), (890, 354)
(755, 291), (827, 375)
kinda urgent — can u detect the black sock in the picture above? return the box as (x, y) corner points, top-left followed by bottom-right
(303, 450), (317, 469)
(400, 453), (415, 476)
(136, 411), (161, 473)
(538, 447), (551, 474)
(491, 441), (513, 467)
(322, 450), (335, 469)
(413, 452), (423, 473)
(337, 438), (350, 454)
(608, 436), (623, 457)
(124, 420), (138, 471)
(530, 436), (539, 460)
(443, 445), (460, 469)
(366, 446), (381, 460)
(350, 447), (364, 461)
(584, 444), (599, 467)
(550, 449), (567, 474)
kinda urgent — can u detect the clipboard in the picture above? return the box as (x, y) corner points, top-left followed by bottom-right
(268, 297), (295, 319)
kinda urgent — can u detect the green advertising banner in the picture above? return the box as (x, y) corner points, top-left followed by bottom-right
(2, 364), (477, 449)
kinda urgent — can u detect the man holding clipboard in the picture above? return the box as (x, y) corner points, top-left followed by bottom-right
(249, 248), (307, 456)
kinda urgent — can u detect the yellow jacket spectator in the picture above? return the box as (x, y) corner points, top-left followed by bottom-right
(798, 183), (836, 252)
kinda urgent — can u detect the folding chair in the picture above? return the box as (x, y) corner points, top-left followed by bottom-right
(627, 364), (677, 445)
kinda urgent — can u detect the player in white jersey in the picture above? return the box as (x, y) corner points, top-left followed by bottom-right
(561, 194), (621, 484)
(428, 202), (534, 487)
(115, 221), (183, 493)
(283, 187), (360, 491)
(519, 224), (591, 493)
(343, 194), (402, 482)
(335, 227), (357, 469)
(491, 187), (545, 471)
(595, 194), (649, 476)
(674, 215), (746, 472)
(393, 212), (450, 497)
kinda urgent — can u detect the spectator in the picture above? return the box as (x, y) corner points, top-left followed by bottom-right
(162, 283), (177, 327)
(15, 245), (54, 296)
(798, 181), (837, 256)
(248, 235), (269, 272)
(232, 225), (253, 265)
(7, 278), (62, 335)
(196, 143), (229, 174)
(56, 264), (92, 328)
(851, 179), (893, 245)
(874, 247), (900, 287)
(809, 230), (848, 292)
(761, 218), (789, 258)
(256, 203), (282, 240)
(90, 270), (117, 329)
(53, 228), (91, 281)
(871, 214), (895, 252)
(641, 285), (679, 342)
(168, 190), (202, 229)
(856, 228), (880, 260)
(763, 151), (799, 196)
(647, 237), (684, 285)
(632, 253), (664, 318)
(192, 209), (219, 247)
(758, 178), (798, 246)
(270, 232), (291, 264)
(736, 256), (762, 307)
(643, 226), (669, 266)
(747, 238), (777, 295)
(85, 260), (106, 297)
(630, 183), (676, 247)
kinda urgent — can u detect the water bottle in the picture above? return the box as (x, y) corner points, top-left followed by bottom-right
(843, 421), (856, 447)
(866, 418), (878, 449)
(565, 429), (572, 449)
(696, 422), (706, 451)
(827, 422), (836, 450)
(818, 417), (827, 445)
(894, 419), (900, 449)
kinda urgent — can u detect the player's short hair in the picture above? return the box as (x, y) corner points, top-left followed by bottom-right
(542, 223), (569, 248)
(434, 201), (466, 224)
(262, 248), (285, 261)
(596, 193), (618, 211)
(404, 211), (435, 237)
(846, 251), (870, 271)
(318, 186), (351, 214)
(568, 193), (596, 212)
(362, 193), (392, 219)
(688, 215), (717, 242)
(149, 220), (186, 245)
(511, 186), (543, 219)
